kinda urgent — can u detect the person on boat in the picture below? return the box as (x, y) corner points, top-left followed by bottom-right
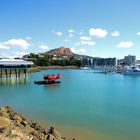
(51, 74), (57, 81)
(57, 73), (60, 79)
(44, 73), (60, 81)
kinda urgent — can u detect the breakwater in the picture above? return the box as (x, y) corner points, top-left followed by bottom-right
(0, 106), (75, 140)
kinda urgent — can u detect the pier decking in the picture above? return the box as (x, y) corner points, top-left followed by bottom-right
(0, 59), (33, 78)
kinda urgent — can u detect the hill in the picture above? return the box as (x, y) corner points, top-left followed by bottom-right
(45, 47), (73, 56)
(44, 47), (93, 59)
(23, 47), (93, 67)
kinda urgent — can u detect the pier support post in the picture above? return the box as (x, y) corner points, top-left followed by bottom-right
(24, 69), (27, 77)
(0, 70), (2, 78)
(18, 69), (20, 77)
(5, 69), (8, 78)
(15, 69), (17, 77)
(9, 70), (12, 77)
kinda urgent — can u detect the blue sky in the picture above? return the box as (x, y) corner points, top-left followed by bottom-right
(0, 0), (140, 59)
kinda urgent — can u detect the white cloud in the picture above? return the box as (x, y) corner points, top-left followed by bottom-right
(111, 31), (120, 37)
(56, 32), (63, 37)
(136, 32), (140, 36)
(3, 39), (30, 49)
(0, 51), (29, 58)
(79, 32), (84, 35)
(39, 45), (49, 50)
(15, 51), (29, 57)
(68, 29), (75, 33)
(0, 44), (10, 49)
(80, 36), (96, 46)
(81, 40), (96, 46)
(89, 28), (108, 38)
(0, 53), (6, 57)
(74, 42), (81, 46)
(117, 41), (134, 48)
(26, 36), (32, 40)
(70, 47), (86, 54)
(78, 48), (86, 53)
(64, 39), (70, 42)
(80, 36), (91, 41)
(69, 34), (74, 37)
(70, 47), (76, 53)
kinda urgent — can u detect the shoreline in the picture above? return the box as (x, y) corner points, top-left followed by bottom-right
(28, 66), (79, 73)
(0, 106), (75, 140)
(0, 66), (80, 75)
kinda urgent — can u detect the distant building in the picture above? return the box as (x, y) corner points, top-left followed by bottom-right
(117, 59), (125, 66)
(124, 55), (136, 66)
(135, 60), (140, 68)
(82, 57), (93, 66)
(92, 57), (116, 67)
(82, 57), (117, 67)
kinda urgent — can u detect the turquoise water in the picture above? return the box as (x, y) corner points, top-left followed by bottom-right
(0, 69), (140, 140)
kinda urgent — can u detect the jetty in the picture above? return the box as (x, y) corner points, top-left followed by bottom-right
(0, 59), (33, 78)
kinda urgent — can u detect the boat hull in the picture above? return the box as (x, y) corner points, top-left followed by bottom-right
(34, 80), (61, 85)
(122, 72), (140, 75)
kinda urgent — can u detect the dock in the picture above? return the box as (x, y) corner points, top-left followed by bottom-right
(0, 59), (33, 78)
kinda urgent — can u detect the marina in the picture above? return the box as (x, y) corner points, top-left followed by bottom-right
(0, 69), (140, 140)
(1, 0), (140, 139)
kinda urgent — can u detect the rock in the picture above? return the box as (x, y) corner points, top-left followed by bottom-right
(0, 106), (72, 140)
(46, 134), (56, 140)
(0, 117), (10, 128)
(48, 127), (62, 139)
(2, 127), (11, 137)
(11, 129), (19, 137)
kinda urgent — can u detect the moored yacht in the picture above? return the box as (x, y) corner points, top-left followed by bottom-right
(80, 66), (92, 70)
(122, 66), (140, 75)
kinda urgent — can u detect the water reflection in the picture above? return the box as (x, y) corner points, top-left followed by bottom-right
(43, 83), (61, 90)
(0, 76), (28, 86)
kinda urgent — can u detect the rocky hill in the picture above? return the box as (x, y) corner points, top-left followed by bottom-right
(45, 47), (73, 56)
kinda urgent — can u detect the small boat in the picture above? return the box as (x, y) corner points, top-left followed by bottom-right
(80, 66), (92, 70)
(34, 80), (61, 85)
(122, 66), (140, 75)
(35, 73), (61, 85)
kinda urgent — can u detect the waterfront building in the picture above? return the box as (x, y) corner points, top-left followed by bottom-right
(0, 59), (33, 77)
(82, 57), (93, 66)
(135, 60), (140, 68)
(117, 59), (125, 66)
(124, 55), (136, 66)
(82, 57), (117, 67)
(92, 57), (117, 68)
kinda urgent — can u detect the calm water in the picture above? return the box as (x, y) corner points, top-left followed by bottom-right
(0, 69), (140, 140)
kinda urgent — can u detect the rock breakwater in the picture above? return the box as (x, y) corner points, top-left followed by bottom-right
(0, 106), (75, 140)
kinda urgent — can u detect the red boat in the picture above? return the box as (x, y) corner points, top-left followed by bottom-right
(34, 73), (61, 85)
(34, 80), (61, 85)
(44, 73), (60, 81)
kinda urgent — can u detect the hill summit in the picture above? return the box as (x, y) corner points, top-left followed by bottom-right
(46, 47), (73, 56)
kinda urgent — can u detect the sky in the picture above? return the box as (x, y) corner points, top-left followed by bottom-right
(0, 0), (140, 59)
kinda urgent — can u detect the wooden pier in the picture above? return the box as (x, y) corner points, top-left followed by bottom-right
(0, 59), (33, 78)
(0, 69), (27, 78)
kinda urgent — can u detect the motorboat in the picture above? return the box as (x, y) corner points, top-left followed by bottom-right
(80, 66), (92, 70)
(34, 73), (61, 85)
(122, 66), (140, 75)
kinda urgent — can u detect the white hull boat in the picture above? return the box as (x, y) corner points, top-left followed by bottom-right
(122, 66), (140, 75)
